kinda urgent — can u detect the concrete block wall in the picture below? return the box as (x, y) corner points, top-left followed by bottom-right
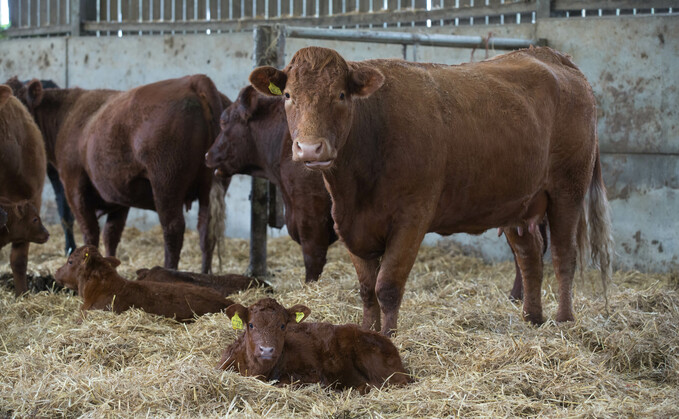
(1, 15), (676, 272)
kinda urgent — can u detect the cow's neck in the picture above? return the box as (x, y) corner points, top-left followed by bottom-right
(79, 269), (126, 304)
(33, 88), (87, 164)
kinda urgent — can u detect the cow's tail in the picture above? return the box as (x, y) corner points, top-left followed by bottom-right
(191, 75), (228, 272)
(579, 147), (614, 313)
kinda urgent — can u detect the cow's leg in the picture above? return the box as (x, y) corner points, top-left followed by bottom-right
(546, 204), (581, 323)
(64, 174), (101, 248)
(349, 252), (381, 331)
(503, 226), (545, 324)
(47, 163), (76, 255)
(197, 175), (216, 274)
(375, 227), (426, 336)
(10, 242), (30, 297)
(102, 206), (130, 257)
(153, 195), (185, 270)
(508, 222), (548, 301)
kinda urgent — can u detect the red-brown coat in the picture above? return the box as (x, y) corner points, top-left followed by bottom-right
(54, 246), (233, 321)
(0, 84), (47, 296)
(218, 298), (410, 393)
(205, 86), (337, 282)
(0, 203), (50, 249)
(14, 75), (228, 274)
(135, 266), (271, 298)
(250, 46), (613, 335)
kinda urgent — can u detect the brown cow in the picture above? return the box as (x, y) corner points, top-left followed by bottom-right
(0, 84), (47, 296)
(13, 75), (228, 274)
(218, 298), (410, 393)
(135, 266), (271, 298)
(54, 246), (234, 321)
(250, 46), (614, 335)
(205, 86), (337, 282)
(0, 203), (50, 249)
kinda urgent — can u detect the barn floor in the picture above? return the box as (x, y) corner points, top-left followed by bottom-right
(1, 224), (678, 417)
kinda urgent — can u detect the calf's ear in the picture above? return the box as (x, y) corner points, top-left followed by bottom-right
(249, 67), (287, 97)
(348, 64), (385, 98)
(226, 304), (248, 330)
(26, 79), (44, 110)
(287, 304), (311, 324)
(0, 85), (11, 108)
(104, 257), (121, 268)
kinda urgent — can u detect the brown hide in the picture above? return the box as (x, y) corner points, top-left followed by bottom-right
(205, 86), (336, 282)
(250, 47), (613, 335)
(0, 84), (47, 296)
(0, 204), (50, 248)
(54, 246), (233, 321)
(135, 266), (271, 298)
(15, 75), (225, 274)
(218, 298), (410, 393)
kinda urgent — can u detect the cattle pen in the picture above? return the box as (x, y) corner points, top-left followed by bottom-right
(2, 0), (679, 417)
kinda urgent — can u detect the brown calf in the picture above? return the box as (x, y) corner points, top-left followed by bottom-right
(54, 246), (233, 321)
(13, 75), (227, 274)
(205, 86), (337, 282)
(250, 46), (613, 335)
(0, 84), (47, 296)
(135, 266), (271, 298)
(0, 203), (50, 248)
(218, 298), (411, 393)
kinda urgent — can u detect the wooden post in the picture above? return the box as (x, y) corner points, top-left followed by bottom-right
(247, 24), (286, 278)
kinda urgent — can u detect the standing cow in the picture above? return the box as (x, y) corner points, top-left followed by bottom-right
(14, 75), (228, 273)
(0, 84), (47, 296)
(6, 76), (76, 256)
(250, 46), (613, 335)
(205, 86), (337, 282)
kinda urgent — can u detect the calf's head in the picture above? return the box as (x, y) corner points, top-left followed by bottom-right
(1, 203), (50, 244)
(54, 245), (121, 291)
(249, 47), (385, 170)
(226, 298), (310, 368)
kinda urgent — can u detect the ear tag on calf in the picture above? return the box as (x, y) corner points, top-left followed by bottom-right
(231, 313), (244, 330)
(295, 312), (304, 323)
(268, 82), (282, 96)
(82, 252), (89, 264)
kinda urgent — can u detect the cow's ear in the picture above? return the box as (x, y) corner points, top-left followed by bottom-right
(287, 304), (311, 324)
(104, 257), (121, 268)
(0, 85), (11, 108)
(226, 304), (248, 330)
(249, 66), (287, 97)
(236, 86), (260, 121)
(348, 64), (385, 98)
(26, 79), (44, 109)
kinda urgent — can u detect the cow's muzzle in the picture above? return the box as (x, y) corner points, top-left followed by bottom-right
(292, 137), (336, 169)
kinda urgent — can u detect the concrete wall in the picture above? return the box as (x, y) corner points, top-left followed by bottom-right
(1, 15), (676, 272)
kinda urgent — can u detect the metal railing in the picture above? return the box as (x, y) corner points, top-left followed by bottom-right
(3, 0), (675, 38)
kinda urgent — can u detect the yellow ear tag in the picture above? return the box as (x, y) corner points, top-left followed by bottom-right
(83, 252), (89, 264)
(295, 312), (304, 323)
(268, 81), (282, 96)
(231, 313), (244, 330)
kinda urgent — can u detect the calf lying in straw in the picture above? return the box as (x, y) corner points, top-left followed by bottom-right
(135, 266), (271, 299)
(55, 246), (233, 321)
(218, 298), (411, 393)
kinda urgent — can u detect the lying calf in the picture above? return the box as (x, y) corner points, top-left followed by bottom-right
(0, 203), (50, 248)
(55, 246), (233, 321)
(218, 298), (411, 393)
(135, 266), (271, 298)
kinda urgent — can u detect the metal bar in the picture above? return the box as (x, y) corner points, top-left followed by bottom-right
(286, 25), (541, 49)
(70, 0), (80, 34)
(553, 0), (677, 11)
(5, 23), (72, 36)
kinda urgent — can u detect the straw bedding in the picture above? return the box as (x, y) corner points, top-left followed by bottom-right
(1, 223), (678, 417)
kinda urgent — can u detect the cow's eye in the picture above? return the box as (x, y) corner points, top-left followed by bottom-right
(248, 323), (253, 329)
(68, 260), (73, 265)
(284, 92), (290, 99)
(280, 324), (285, 330)
(339, 92), (345, 100)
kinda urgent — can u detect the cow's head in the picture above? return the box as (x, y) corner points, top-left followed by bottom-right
(2, 203), (50, 245)
(249, 47), (384, 170)
(226, 298), (310, 370)
(5, 78), (44, 112)
(54, 245), (121, 291)
(206, 86), (263, 177)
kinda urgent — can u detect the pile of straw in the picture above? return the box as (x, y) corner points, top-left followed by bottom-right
(1, 224), (677, 417)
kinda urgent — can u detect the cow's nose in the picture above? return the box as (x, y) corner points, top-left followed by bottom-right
(294, 140), (324, 161)
(259, 346), (274, 357)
